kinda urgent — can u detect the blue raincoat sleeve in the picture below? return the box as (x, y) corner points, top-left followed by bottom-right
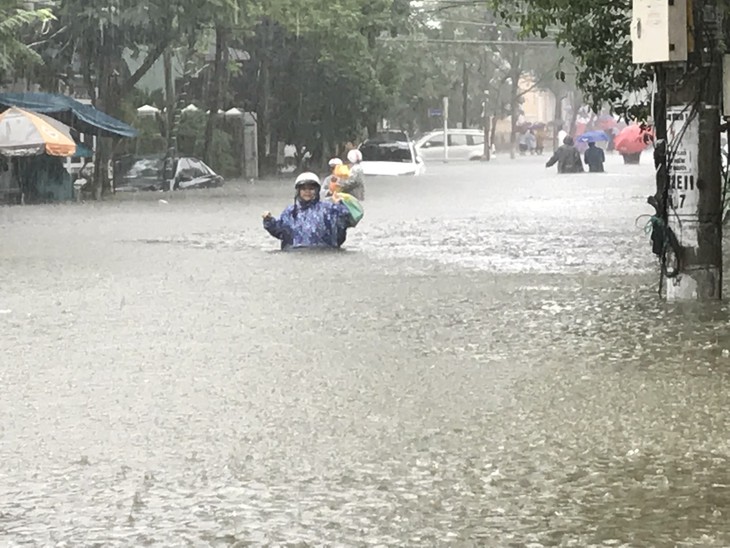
(332, 201), (351, 229)
(263, 206), (294, 245)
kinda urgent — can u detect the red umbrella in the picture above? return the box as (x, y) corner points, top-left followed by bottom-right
(614, 124), (654, 154)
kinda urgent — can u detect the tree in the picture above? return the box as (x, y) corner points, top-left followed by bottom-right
(376, 4), (574, 155)
(232, 0), (411, 170)
(32, 0), (238, 196)
(0, 1), (55, 81)
(475, 0), (651, 117)
(454, 0), (727, 299)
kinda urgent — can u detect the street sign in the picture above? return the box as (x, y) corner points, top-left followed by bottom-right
(428, 108), (443, 117)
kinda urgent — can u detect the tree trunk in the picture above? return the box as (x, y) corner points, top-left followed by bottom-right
(256, 20), (276, 174)
(203, 25), (227, 166)
(171, 46), (197, 156)
(163, 47), (176, 155)
(93, 34), (117, 200)
(462, 62), (469, 129)
(508, 52), (521, 160)
(567, 91), (580, 136)
(367, 120), (377, 139)
(553, 93), (565, 150)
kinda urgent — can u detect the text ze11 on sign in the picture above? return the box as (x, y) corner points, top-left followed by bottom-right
(667, 106), (699, 216)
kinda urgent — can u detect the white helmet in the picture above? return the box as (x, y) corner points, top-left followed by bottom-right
(347, 149), (363, 164)
(294, 172), (321, 188)
(328, 158), (343, 167)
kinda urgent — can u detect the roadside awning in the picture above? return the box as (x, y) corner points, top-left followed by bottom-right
(73, 142), (93, 158)
(0, 92), (138, 139)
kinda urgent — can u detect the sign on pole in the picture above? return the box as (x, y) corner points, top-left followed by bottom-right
(666, 104), (700, 301)
(667, 106), (700, 224)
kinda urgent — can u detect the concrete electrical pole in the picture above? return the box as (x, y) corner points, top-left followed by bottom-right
(483, 90), (491, 161)
(443, 96), (449, 163)
(633, 0), (724, 300)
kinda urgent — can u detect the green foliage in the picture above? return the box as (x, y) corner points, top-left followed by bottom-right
(377, 4), (574, 135)
(481, 0), (652, 117)
(176, 111), (235, 175)
(0, 2), (54, 78)
(134, 117), (166, 156)
(230, 0), (411, 161)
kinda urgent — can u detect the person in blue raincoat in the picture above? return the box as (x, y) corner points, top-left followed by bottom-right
(263, 172), (351, 250)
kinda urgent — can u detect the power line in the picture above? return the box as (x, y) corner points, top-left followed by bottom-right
(435, 19), (561, 34)
(377, 37), (560, 47)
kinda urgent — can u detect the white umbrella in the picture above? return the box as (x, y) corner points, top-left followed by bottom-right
(136, 104), (160, 116)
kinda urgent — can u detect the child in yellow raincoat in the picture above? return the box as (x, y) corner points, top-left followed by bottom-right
(325, 164), (364, 230)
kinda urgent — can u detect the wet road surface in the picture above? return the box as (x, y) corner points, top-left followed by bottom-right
(2, 154), (730, 546)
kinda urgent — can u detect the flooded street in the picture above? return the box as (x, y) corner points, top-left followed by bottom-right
(2, 154), (730, 546)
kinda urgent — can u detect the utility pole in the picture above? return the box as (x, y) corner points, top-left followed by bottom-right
(483, 90), (491, 161)
(633, 0), (724, 300)
(443, 96), (449, 162)
(462, 62), (469, 129)
(665, 1), (723, 300)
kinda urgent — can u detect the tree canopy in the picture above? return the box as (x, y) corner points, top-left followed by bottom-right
(0, 1), (55, 80)
(476, 0), (652, 117)
(3, 0), (616, 182)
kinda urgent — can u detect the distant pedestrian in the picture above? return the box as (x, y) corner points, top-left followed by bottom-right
(584, 141), (606, 173)
(526, 130), (537, 155)
(535, 128), (546, 155)
(341, 149), (365, 201)
(518, 132), (529, 155)
(545, 136), (584, 173)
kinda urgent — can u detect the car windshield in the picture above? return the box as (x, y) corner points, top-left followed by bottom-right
(360, 141), (413, 163)
(124, 159), (162, 179)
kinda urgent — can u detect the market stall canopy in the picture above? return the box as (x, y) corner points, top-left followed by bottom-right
(73, 142), (93, 158)
(0, 92), (138, 139)
(0, 107), (77, 157)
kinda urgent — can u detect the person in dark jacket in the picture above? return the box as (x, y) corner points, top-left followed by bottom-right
(545, 136), (584, 173)
(584, 141), (606, 172)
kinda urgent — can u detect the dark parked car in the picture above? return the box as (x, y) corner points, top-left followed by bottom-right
(115, 156), (224, 192)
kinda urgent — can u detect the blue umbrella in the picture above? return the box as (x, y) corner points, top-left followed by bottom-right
(576, 130), (610, 143)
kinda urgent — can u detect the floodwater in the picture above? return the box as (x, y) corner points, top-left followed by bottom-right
(2, 153), (730, 546)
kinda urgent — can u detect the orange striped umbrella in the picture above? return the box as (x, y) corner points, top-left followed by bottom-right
(0, 107), (77, 157)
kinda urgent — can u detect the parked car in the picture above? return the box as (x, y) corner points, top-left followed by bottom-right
(415, 129), (487, 161)
(115, 156), (224, 192)
(370, 130), (410, 142)
(358, 136), (425, 176)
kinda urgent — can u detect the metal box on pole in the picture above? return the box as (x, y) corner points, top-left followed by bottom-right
(631, 0), (688, 64)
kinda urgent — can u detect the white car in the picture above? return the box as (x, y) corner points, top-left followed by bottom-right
(359, 137), (425, 176)
(415, 129), (487, 161)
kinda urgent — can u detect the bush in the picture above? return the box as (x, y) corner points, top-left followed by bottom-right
(176, 113), (236, 176)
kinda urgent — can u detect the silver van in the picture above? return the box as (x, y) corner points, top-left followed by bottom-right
(415, 129), (488, 162)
